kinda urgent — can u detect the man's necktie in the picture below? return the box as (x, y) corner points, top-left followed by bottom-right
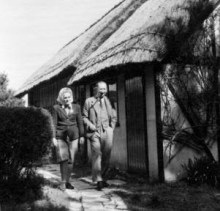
(100, 98), (103, 108)
(99, 99), (103, 108)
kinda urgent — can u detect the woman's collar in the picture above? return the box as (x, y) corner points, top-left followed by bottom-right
(61, 103), (72, 109)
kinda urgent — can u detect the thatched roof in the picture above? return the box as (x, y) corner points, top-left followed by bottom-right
(15, 0), (148, 96)
(68, 0), (220, 84)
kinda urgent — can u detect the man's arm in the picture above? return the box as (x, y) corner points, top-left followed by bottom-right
(105, 97), (117, 130)
(83, 98), (96, 131)
(51, 105), (58, 138)
(110, 108), (117, 130)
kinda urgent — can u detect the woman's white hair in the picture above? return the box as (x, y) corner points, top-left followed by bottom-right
(57, 87), (73, 105)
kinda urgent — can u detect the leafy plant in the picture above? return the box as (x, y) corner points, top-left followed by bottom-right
(159, 1), (220, 163)
(0, 72), (24, 107)
(182, 156), (220, 187)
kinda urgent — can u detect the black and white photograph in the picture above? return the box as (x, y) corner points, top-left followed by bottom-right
(1, 0), (220, 210)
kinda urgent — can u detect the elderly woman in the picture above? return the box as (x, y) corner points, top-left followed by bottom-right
(52, 87), (84, 191)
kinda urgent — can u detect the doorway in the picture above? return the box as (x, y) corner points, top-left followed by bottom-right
(125, 75), (148, 173)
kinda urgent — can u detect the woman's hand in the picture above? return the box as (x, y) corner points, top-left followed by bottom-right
(79, 137), (85, 145)
(52, 138), (58, 147)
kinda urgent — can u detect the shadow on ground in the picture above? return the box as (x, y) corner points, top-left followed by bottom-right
(3, 164), (220, 211)
(83, 167), (220, 211)
(111, 181), (220, 211)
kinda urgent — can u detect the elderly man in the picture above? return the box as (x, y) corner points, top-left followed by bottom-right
(83, 81), (117, 190)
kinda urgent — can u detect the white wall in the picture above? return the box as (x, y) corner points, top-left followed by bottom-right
(22, 93), (29, 107)
(110, 74), (128, 170)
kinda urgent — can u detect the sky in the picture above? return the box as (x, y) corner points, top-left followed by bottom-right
(0, 0), (121, 91)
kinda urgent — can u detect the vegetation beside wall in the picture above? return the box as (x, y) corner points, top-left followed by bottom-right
(159, 1), (220, 160)
(183, 156), (220, 186)
(156, 1), (220, 182)
(0, 72), (24, 107)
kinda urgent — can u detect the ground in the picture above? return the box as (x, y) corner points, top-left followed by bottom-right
(1, 164), (220, 211)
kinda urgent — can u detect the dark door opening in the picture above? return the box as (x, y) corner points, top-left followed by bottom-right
(125, 76), (148, 173)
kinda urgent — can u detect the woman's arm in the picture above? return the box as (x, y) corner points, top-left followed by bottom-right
(51, 105), (58, 138)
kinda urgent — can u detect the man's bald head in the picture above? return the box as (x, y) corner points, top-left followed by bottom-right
(96, 81), (107, 98)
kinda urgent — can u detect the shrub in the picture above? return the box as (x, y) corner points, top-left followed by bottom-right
(0, 106), (54, 202)
(182, 156), (220, 187)
(0, 173), (45, 204)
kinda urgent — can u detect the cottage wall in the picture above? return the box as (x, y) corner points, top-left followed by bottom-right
(27, 62), (219, 182)
(144, 65), (160, 182)
(84, 75), (128, 170)
(110, 74), (128, 169)
(29, 75), (73, 110)
(82, 64), (162, 182)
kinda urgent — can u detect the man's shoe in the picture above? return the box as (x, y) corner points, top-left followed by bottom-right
(102, 181), (109, 187)
(65, 182), (74, 189)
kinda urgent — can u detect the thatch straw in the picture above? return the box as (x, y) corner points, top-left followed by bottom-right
(68, 0), (220, 85)
(15, 0), (148, 96)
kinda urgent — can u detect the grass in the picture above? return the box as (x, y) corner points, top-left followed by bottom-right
(2, 164), (220, 211)
(112, 182), (220, 211)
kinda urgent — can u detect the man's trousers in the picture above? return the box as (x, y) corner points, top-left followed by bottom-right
(90, 126), (114, 182)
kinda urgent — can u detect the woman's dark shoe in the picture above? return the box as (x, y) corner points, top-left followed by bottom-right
(97, 181), (104, 191)
(65, 182), (74, 189)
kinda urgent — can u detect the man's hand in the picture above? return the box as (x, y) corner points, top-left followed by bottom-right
(79, 137), (85, 145)
(94, 131), (101, 138)
(52, 138), (58, 147)
(90, 124), (97, 131)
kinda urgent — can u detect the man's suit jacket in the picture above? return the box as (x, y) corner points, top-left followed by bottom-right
(83, 96), (117, 138)
(52, 103), (84, 140)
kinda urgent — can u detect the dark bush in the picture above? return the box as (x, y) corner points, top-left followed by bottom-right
(0, 106), (54, 202)
(182, 156), (220, 187)
(0, 173), (45, 203)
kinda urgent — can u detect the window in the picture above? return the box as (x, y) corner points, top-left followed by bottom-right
(75, 85), (86, 110)
(108, 81), (119, 127)
(108, 83), (117, 109)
